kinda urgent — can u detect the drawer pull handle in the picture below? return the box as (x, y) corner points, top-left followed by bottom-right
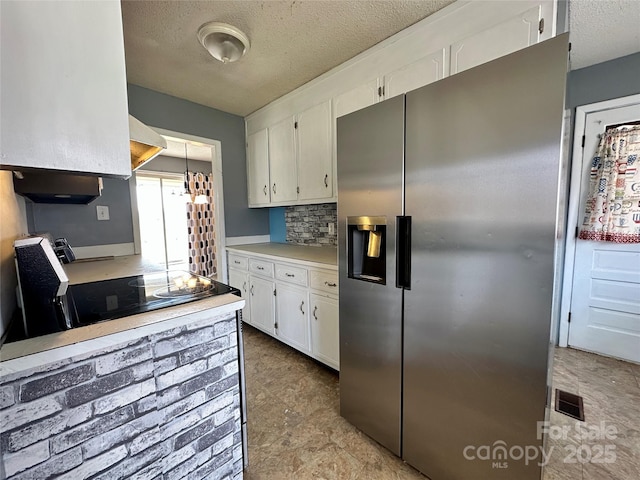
(263, 185), (268, 196)
(272, 183), (276, 195)
(243, 281), (247, 292)
(324, 281), (337, 287)
(300, 301), (305, 315)
(313, 306), (318, 320)
(257, 266), (264, 270)
(250, 285), (254, 296)
(286, 273), (295, 277)
(324, 174), (328, 188)
(234, 260), (241, 264)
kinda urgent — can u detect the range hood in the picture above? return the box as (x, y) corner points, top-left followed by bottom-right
(129, 115), (167, 171)
(13, 171), (103, 204)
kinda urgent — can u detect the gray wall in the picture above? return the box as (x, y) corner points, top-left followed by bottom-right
(567, 52), (640, 109)
(128, 84), (269, 237)
(26, 178), (134, 247)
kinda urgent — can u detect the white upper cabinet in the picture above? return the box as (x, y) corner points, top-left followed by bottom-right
(246, 1), (556, 207)
(333, 79), (380, 119)
(383, 49), (448, 100)
(247, 129), (270, 206)
(450, 6), (543, 75)
(297, 101), (333, 201)
(268, 116), (298, 203)
(0, 1), (130, 177)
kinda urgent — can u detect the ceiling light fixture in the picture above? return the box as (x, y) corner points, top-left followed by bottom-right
(197, 22), (250, 64)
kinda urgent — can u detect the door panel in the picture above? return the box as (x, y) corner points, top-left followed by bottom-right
(333, 79), (379, 119)
(384, 48), (447, 99)
(268, 117), (297, 203)
(297, 101), (333, 200)
(404, 35), (568, 479)
(337, 95), (405, 456)
(450, 6), (541, 74)
(250, 276), (275, 335)
(228, 269), (250, 324)
(569, 104), (640, 362)
(276, 283), (310, 352)
(310, 294), (339, 370)
(247, 129), (270, 206)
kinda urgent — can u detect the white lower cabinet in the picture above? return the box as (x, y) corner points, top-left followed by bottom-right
(228, 268), (251, 324)
(309, 293), (339, 370)
(249, 276), (276, 335)
(275, 283), (310, 353)
(228, 249), (339, 370)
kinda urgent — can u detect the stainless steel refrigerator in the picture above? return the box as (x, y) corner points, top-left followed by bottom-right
(337, 34), (568, 480)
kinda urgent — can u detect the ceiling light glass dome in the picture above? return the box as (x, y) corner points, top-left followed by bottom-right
(197, 22), (250, 64)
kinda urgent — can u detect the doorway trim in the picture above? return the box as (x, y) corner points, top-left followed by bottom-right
(558, 93), (640, 347)
(129, 127), (228, 283)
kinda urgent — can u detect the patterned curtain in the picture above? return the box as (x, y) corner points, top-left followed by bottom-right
(578, 125), (640, 243)
(185, 172), (217, 277)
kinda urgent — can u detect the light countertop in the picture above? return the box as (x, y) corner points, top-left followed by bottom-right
(1, 294), (244, 365)
(226, 243), (337, 269)
(1, 254), (244, 364)
(64, 254), (166, 284)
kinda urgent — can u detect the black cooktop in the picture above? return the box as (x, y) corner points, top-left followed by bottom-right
(67, 271), (239, 327)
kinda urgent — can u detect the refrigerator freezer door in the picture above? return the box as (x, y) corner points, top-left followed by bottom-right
(403, 34), (569, 479)
(337, 95), (405, 455)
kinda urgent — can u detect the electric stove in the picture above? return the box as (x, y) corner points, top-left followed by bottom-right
(66, 270), (240, 327)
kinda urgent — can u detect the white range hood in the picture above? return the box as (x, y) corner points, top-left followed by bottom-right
(129, 115), (167, 171)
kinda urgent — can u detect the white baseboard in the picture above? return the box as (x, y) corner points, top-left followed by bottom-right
(73, 243), (135, 259)
(225, 235), (270, 246)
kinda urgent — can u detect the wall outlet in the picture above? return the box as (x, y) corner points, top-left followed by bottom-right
(328, 223), (335, 235)
(96, 205), (110, 221)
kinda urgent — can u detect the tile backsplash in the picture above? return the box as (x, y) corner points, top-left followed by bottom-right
(285, 203), (337, 246)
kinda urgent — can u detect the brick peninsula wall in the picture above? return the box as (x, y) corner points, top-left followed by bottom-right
(0, 311), (243, 479)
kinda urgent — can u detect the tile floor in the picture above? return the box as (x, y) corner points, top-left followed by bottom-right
(241, 325), (640, 480)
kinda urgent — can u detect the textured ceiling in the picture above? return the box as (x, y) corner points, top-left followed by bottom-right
(121, 0), (454, 116)
(568, 0), (640, 70)
(122, 1), (640, 117)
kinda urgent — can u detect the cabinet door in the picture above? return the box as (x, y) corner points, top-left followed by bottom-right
(333, 79), (380, 119)
(247, 129), (270, 206)
(297, 101), (333, 201)
(228, 269), (251, 324)
(310, 293), (339, 370)
(275, 283), (310, 353)
(249, 276), (276, 335)
(450, 6), (542, 74)
(384, 49), (447, 100)
(268, 117), (298, 203)
(1, 1), (130, 177)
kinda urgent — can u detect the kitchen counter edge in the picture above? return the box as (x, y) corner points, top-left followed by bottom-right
(0, 294), (244, 369)
(226, 243), (337, 270)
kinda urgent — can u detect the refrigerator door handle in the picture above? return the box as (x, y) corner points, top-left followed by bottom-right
(396, 216), (411, 289)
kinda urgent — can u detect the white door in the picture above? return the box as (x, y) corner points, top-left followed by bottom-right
(310, 293), (339, 370)
(250, 276), (276, 335)
(228, 269), (250, 324)
(568, 104), (640, 362)
(297, 101), (333, 201)
(247, 129), (270, 206)
(268, 116), (298, 203)
(383, 49), (447, 100)
(276, 283), (310, 353)
(450, 6), (541, 74)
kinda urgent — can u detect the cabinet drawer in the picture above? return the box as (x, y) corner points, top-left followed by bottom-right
(275, 263), (308, 287)
(309, 270), (339, 295)
(249, 258), (274, 277)
(228, 254), (248, 270)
